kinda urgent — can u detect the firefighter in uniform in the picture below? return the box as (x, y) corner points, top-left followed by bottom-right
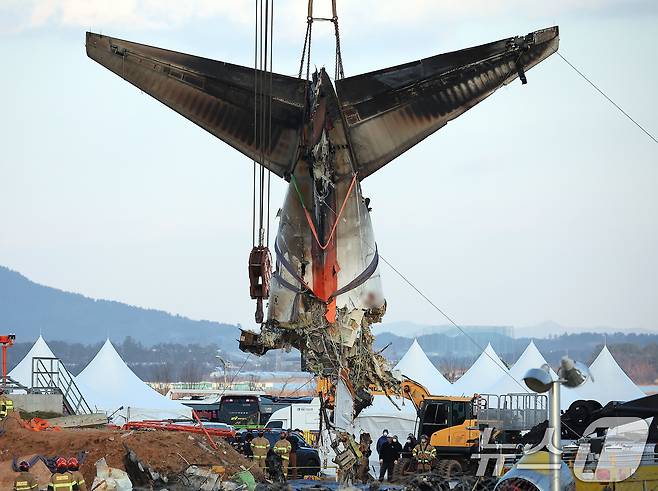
(251, 431), (270, 469)
(48, 457), (79, 491)
(13, 461), (38, 491)
(412, 435), (436, 473)
(358, 433), (372, 483)
(67, 458), (87, 491)
(273, 431), (292, 478)
(0, 390), (14, 419)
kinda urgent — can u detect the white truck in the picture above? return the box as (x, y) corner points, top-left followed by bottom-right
(264, 397), (321, 432)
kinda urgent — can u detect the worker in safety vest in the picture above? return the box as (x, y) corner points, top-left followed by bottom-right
(0, 389), (14, 419)
(47, 458), (79, 491)
(67, 458), (87, 491)
(273, 431), (292, 478)
(251, 430), (270, 469)
(13, 461), (38, 491)
(412, 435), (436, 473)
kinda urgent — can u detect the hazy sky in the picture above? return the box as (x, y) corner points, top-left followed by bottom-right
(1, 1), (657, 333)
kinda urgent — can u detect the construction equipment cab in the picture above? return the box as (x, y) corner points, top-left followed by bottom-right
(418, 396), (479, 454)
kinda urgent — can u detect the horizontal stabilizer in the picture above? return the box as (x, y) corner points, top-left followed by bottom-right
(336, 27), (559, 178)
(86, 32), (306, 178)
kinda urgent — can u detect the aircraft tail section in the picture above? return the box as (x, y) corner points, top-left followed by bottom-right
(86, 32), (306, 178)
(335, 27), (559, 179)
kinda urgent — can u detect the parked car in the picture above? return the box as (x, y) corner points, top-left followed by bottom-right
(234, 429), (321, 477)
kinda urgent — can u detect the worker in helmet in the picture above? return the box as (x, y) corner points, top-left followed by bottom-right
(251, 430), (270, 469)
(412, 434), (436, 473)
(67, 458), (87, 491)
(47, 457), (78, 491)
(357, 433), (372, 483)
(243, 431), (254, 459)
(0, 389), (14, 419)
(273, 431), (292, 478)
(13, 460), (38, 491)
(286, 430), (299, 479)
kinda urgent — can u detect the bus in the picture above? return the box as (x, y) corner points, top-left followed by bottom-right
(182, 394), (314, 429)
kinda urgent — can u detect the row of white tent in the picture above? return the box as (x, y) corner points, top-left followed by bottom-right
(9, 336), (192, 422)
(361, 338), (647, 472)
(9, 335), (645, 426)
(393, 339), (646, 410)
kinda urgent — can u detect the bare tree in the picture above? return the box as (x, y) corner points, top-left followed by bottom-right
(179, 361), (203, 384)
(152, 361), (175, 383)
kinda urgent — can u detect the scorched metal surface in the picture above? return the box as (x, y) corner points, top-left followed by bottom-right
(85, 26), (559, 408)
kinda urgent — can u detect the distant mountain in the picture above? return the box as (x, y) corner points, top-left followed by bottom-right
(514, 321), (657, 339)
(376, 320), (656, 340)
(373, 321), (514, 340)
(0, 266), (239, 346)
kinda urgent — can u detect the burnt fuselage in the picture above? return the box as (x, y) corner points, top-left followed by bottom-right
(85, 26), (559, 404)
(254, 70), (393, 394)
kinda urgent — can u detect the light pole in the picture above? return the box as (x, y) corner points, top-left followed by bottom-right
(524, 357), (590, 491)
(215, 355), (231, 388)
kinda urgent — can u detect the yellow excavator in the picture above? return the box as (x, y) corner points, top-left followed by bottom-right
(382, 379), (483, 478)
(318, 374), (547, 479)
(374, 378), (549, 478)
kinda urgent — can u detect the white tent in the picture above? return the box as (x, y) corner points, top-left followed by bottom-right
(560, 345), (645, 410)
(76, 339), (192, 422)
(486, 341), (557, 396)
(393, 339), (452, 395)
(451, 343), (508, 396)
(354, 395), (417, 475)
(8, 335), (74, 389)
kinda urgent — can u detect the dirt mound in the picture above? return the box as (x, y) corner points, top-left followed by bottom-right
(0, 413), (264, 488)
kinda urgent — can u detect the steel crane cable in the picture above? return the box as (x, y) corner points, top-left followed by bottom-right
(556, 50), (657, 145)
(253, 0), (274, 247)
(298, 0), (346, 81)
(373, 245), (587, 440)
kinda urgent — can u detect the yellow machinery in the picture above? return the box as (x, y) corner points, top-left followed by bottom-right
(496, 450), (658, 490)
(496, 393), (658, 490)
(375, 378), (549, 478)
(319, 376), (549, 479)
(371, 378), (483, 477)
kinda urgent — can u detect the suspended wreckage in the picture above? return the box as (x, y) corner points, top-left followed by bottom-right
(86, 20), (559, 415)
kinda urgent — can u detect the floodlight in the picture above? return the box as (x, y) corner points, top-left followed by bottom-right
(558, 356), (590, 388)
(523, 366), (553, 393)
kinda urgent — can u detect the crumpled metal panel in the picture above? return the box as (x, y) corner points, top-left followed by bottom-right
(85, 32), (306, 178)
(86, 26), (559, 410)
(335, 27), (559, 179)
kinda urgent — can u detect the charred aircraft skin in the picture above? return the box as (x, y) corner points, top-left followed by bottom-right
(85, 27), (559, 407)
(257, 69), (394, 397)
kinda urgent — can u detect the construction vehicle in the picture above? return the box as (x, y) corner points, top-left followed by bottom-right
(317, 374), (548, 478)
(496, 393), (658, 490)
(0, 334), (20, 389)
(0, 334), (15, 384)
(0, 334), (17, 419)
(377, 378), (549, 479)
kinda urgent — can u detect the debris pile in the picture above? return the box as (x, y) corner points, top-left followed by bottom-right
(0, 413), (263, 489)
